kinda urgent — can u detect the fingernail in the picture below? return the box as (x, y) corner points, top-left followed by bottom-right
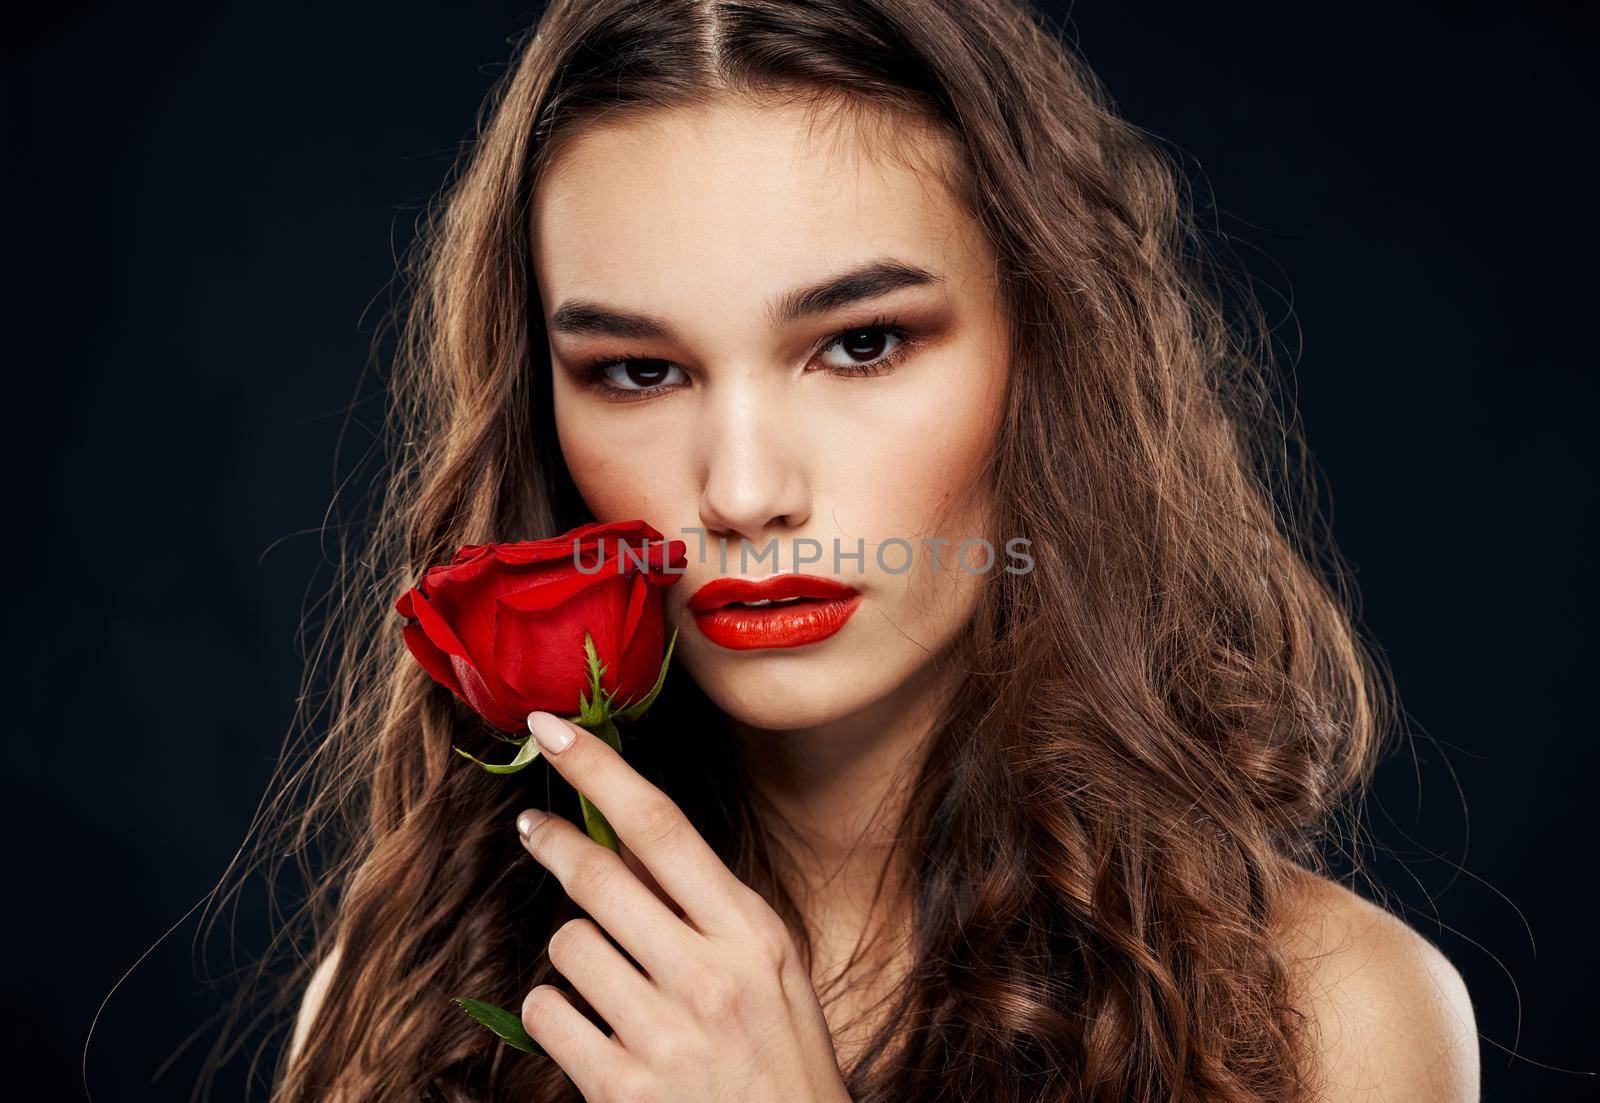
(527, 711), (575, 754)
(516, 809), (548, 837)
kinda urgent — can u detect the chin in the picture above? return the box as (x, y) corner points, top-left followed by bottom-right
(678, 642), (896, 732)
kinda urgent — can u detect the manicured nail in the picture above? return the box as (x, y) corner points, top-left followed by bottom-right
(527, 711), (575, 754)
(516, 809), (548, 837)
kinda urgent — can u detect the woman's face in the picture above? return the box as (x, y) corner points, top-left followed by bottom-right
(533, 96), (1010, 731)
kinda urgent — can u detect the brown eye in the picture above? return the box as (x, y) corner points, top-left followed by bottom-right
(817, 325), (905, 373)
(841, 329), (888, 360)
(595, 358), (687, 392)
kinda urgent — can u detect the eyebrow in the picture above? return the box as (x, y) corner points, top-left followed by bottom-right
(546, 258), (942, 341)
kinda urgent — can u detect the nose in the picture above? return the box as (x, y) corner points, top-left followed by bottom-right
(696, 376), (812, 552)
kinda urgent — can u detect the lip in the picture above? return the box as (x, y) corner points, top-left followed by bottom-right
(687, 574), (862, 650)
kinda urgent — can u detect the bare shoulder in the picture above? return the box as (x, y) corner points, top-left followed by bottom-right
(288, 944), (343, 1067)
(1275, 867), (1480, 1102)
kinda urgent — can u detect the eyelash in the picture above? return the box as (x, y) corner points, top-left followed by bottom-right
(575, 314), (917, 401)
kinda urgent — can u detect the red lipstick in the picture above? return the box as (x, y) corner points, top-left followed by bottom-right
(687, 574), (862, 650)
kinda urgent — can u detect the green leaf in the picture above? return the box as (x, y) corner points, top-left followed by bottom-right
(452, 997), (544, 1055)
(615, 626), (678, 723)
(487, 725), (528, 745)
(453, 736), (540, 774)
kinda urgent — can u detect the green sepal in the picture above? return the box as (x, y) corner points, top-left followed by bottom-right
(614, 626), (678, 723)
(452, 997), (544, 1055)
(574, 630), (616, 728)
(452, 736), (540, 774)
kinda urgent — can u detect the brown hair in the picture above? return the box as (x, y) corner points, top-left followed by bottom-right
(203, 1), (1392, 1099)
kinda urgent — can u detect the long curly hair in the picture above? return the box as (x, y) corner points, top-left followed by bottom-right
(201, 1), (1394, 1099)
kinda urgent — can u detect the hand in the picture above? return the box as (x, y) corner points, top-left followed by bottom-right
(514, 710), (853, 1103)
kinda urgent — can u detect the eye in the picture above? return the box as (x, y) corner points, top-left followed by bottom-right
(591, 358), (689, 393)
(575, 316), (917, 399)
(812, 322), (911, 376)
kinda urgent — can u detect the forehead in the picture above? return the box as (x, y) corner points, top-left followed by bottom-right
(531, 96), (987, 314)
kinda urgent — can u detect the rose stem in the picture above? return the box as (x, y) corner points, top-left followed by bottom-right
(577, 717), (621, 852)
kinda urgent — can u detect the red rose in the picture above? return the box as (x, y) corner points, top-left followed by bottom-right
(395, 519), (687, 732)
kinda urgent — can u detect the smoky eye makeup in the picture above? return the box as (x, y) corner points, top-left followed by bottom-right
(558, 311), (940, 402)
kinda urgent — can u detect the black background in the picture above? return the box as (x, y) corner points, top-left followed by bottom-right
(8, 2), (1596, 1099)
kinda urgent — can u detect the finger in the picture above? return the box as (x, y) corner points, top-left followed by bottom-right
(544, 917), (664, 1050)
(521, 983), (632, 1102)
(518, 808), (704, 989)
(527, 710), (759, 936)
(619, 839), (686, 919)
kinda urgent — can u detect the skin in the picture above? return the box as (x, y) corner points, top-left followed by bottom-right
(502, 717), (1482, 1103)
(532, 94), (1008, 1064)
(1277, 870), (1481, 1102)
(514, 710), (855, 1103)
(292, 95), (1480, 1102)
(536, 94), (1008, 740)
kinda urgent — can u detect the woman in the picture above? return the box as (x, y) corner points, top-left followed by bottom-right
(255, 0), (1479, 1099)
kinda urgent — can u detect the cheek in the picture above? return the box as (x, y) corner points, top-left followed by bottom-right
(552, 390), (686, 525)
(828, 351), (1006, 538)
(832, 345), (1007, 645)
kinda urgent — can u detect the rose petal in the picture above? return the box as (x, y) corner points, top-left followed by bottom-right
(411, 584), (528, 720)
(619, 571), (648, 649)
(492, 574), (638, 710)
(409, 587), (475, 661)
(614, 593), (666, 703)
(495, 566), (617, 615)
(401, 621), (464, 697)
(491, 520), (664, 567)
(449, 543), (496, 566)
(449, 655), (526, 732)
(643, 538), (689, 586)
